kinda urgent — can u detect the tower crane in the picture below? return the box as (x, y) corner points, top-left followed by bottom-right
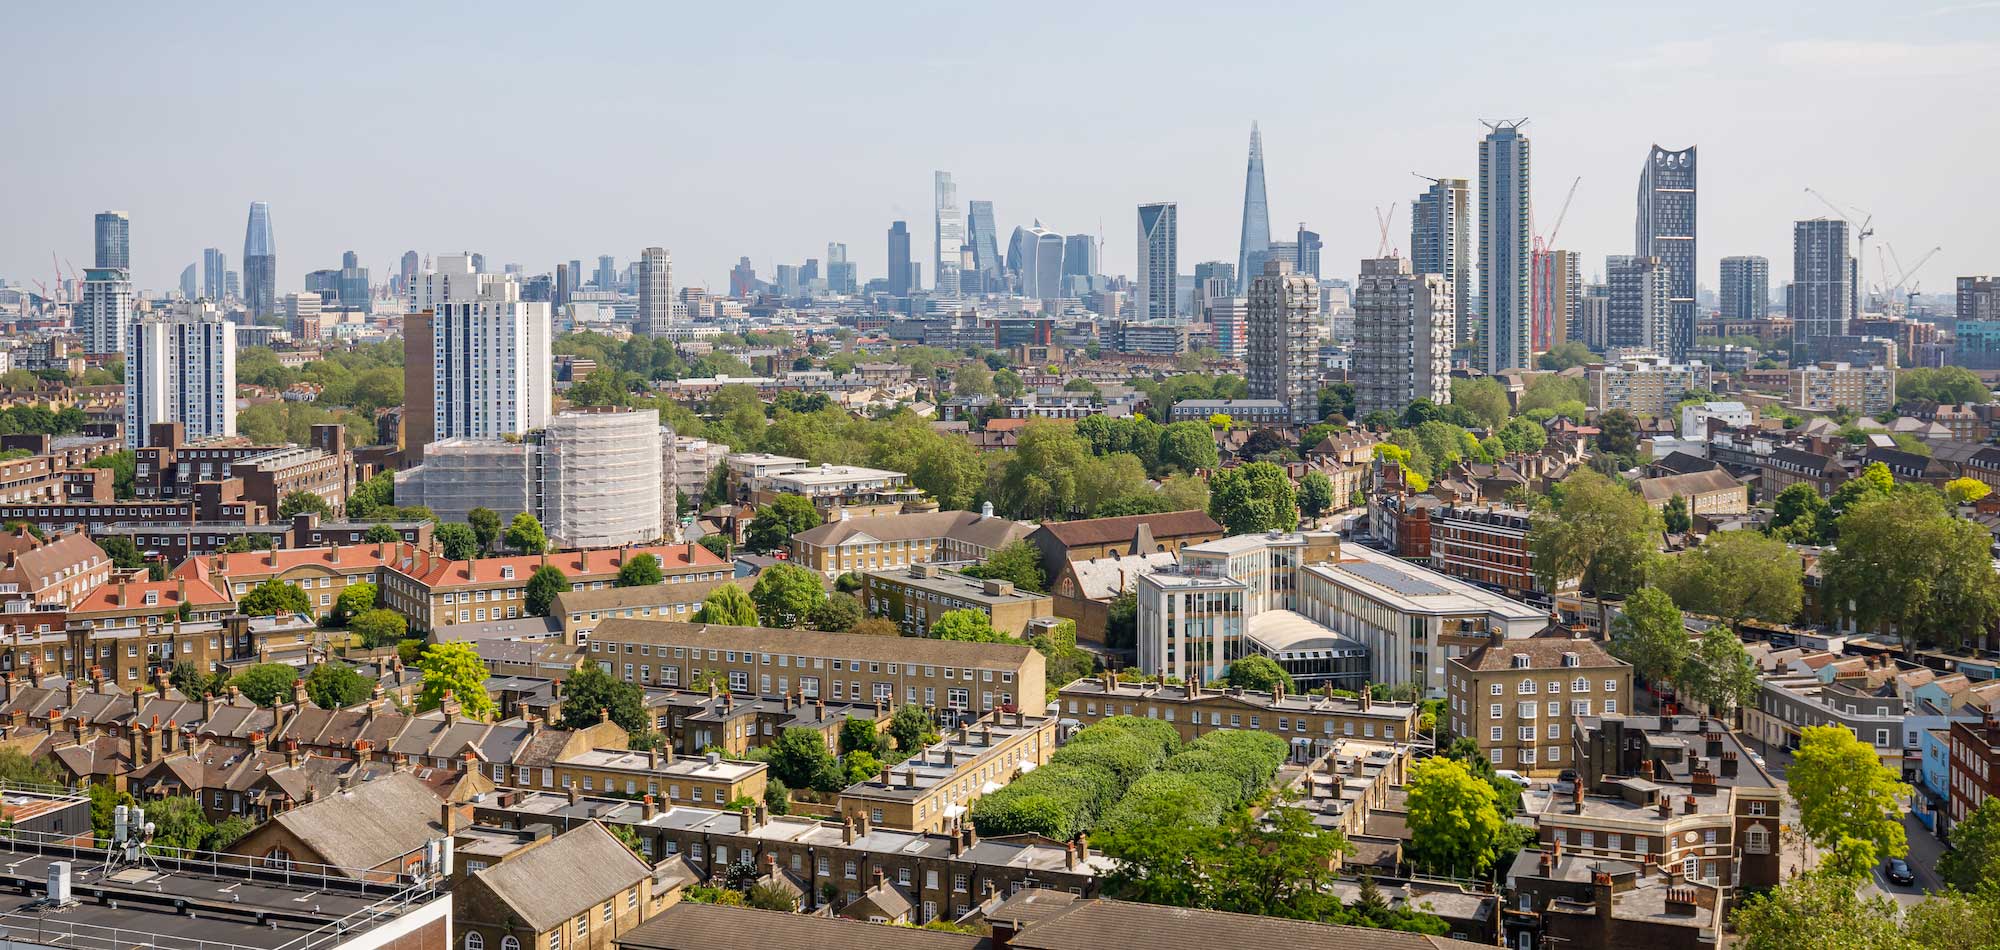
(1804, 187), (1873, 312)
(1885, 245), (1942, 306)
(1532, 176), (1582, 351)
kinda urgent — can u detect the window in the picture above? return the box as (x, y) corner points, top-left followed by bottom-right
(466, 932), (486, 950)
(1490, 703), (1501, 719)
(1604, 679), (1618, 692)
(1748, 801), (1766, 816)
(1489, 683), (1503, 695)
(503, 939), (521, 950)
(574, 913), (588, 941)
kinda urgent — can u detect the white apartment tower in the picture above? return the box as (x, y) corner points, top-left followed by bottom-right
(77, 267), (133, 356)
(1247, 259), (1321, 425)
(1137, 202), (1179, 321)
(125, 300), (236, 448)
(410, 253), (552, 443)
(1353, 256), (1455, 423)
(637, 246), (673, 335)
(1479, 121), (1533, 373)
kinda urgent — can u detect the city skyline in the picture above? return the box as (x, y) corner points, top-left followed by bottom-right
(2, 2), (1995, 299)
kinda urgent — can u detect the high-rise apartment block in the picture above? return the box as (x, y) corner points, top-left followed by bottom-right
(95, 211), (130, 270)
(242, 201), (277, 319)
(1635, 145), (1697, 360)
(77, 267), (133, 356)
(1792, 219), (1853, 358)
(1789, 361), (1895, 416)
(1605, 255), (1672, 355)
(1544, 249), (1581, 350)
(1958, 277), (1998, 323)
(1236, 123), (1270, 293)
(1478, 122), (1532, 373)
(404, 255), (552, 462)
(887, 221), (913, 297)
(1353, 256), (1454, 423)
(636, 247), (673, 335)
(202, 248), (226, 301)
(1063, 234), (1098, 279)
(125, 300), (236, 448)
(1137, 203), (1178, 322)
(1208, 297), (1248, 360)
(1411, 177), (1472, 347)
(1247, 259), (1319, 425)
(934, 171), (963, 296)
(1720, 256), (1770, 321)
(1587, 357), (1714, 418)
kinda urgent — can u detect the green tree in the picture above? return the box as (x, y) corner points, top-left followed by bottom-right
(749, 562), (826, 628)
(1655, 531), (1802, 629)
(1678, 627), (1759, 717)
(98, 535), (146, 570)
(168, 661), (223, 700)
(1661, 494), (1690, 534)
(84, 450), (137, 500)
(1223, 655), (1295, 693)
(1897, 366), (1992, 405)
(436, 522), (480, 560)
(361, 524), (401, 544)
(524, 565), (570, 617)
(350, 609), (408, 649)
(697, 534), (731, 561)
(417, 642), (496, 719)
(1207, 461), (1298, 534)
(505, 513), (547, 554)
(1607, 587), (1691, 687)
(1947, 477), (1993, 505)
(1730, 872), (1906, 950)
(617, 553), (664, 587)
(1536, 341), (1594, 371)
(1821, 491), (2000, 656)
(1787, 724), (1909, 868)
(1101, 805), (1373, 925)
(839, 717), (884, 755)
(557, 664), (650, 733)
(346, 471), (395, 520)
(932, 609), (1009, 642)
(144, 796), (215, 855)
(1940, 796), (2000, 892)
(0, 748), (63, 788)
(1156, 421), (1220, 474)
(277, 490), (332, 519)
(1449, 378), (1511, 429)
(233, 663), (301, 706)
(239, 579), (311, 616)
(330, 581), (377, 626)
(808, 592), (862, 631)
(1530, 469), (1658, 632)
(1767, 482), (1830, 544)
(958, 540), (1047, 593)
(693, 584), (760, 626)
(745, 882), (798, 912)
(1404, 756), (1506, 876)
(1296, 471), (1334, 526)
(1595, 409), (1640, 460)
(468, 507), (502, 552)
(1496, 416), (1548, 455)
(888, 704), (939, 752)
(304, 663), (372, 709)
(743, 495), (823, 554)
(766, 726), (840, 791)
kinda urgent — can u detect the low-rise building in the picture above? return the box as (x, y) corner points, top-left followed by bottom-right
(1447, 631), (1633, 774)
(861, 564), (1055, 637)
(380, 543), (730, 633)
(838, 711), (1055, 834)
(1428, 505), (1571, 603)
(0, 526), (110, 610)
(554, 578), (745, 643)
(1948, 711), (2000, 825)
(454, 822), (668, 950)
(1026, 510), (1225, 584)
(1589, 359), (1714, 418)
(1635, 469), (1748, 520)
(1057, 674), (1416, 759)
(791, 507), (1033, 578)
(1167, 398), (1289, 426)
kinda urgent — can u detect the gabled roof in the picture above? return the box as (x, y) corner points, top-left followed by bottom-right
(261, 771), (442, 872)
(1065, 553), (1176, 601)
(1002, 897), (1493, 950)
(1636, 468), (1743, 504)
(1035, 511), (1222, 548)
(72, 576), (230, 613)
(391, 543), (725, 587)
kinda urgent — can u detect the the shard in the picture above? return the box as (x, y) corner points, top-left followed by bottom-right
(1236, 122), (1270, 293)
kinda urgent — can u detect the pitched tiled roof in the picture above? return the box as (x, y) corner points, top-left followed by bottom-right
(263, 771), (442, 872)
(1636, 468), (1743, 504)
(618, 903), (985, 950)
(179, 542), (415, 581)
(1036, 511), (1222, 548)
(72, 576), (230, 613)
(1450, 635), (1628, 673)
(391, 543), (724, 586)
(590, 619), (1035, 668)
(470, 823), (650, 932)
(793, 510), (1032, 550)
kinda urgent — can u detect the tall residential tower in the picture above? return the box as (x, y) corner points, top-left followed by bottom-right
(1353, 256), (1454, 422)
(94, 211), (129, 270)
(636, 247), (673, 335)
(1478, 121), (1532, 373)
(1247, 260), (1320, 425)
(1635, 145), (1697, 360)
(125, 301), (236, 448)
(1137, 203), (1179, 322)
(1719, 256), (1770, 320)
(934, 172), (963, 297)
(1411, 177), (1472, 347)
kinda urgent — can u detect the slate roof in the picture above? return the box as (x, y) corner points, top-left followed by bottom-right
(1035, 511), (1221, 547)
(617, 903), (985, 950)
(1002, 897), (1494, 950)
(470, 822), (649, 933)
(262, 771), (442, 871)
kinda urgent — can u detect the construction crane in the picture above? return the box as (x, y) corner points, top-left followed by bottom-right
(1885, 244), (1942, 306)
(1531, 176), (1582, 351)
(1373, 204), (1398, 257)
(1804, 187), (1874, 311)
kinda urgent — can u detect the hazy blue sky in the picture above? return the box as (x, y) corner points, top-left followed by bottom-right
(5, 1), (1996, 300)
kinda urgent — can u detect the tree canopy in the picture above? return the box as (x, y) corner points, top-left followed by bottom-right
(749, 563), (825, 628)
(417, 642), (496, 719)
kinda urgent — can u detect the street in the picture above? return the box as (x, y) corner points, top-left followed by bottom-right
(1755, 738), (1945, 910)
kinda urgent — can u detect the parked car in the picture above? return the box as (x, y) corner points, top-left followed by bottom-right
(1494, 769), (1531, 787)
(1884, 857), (1915, 886)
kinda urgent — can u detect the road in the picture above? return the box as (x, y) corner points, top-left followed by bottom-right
(1754, 737), (1945, 909)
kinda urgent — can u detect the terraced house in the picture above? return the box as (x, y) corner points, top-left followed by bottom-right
(582, 619), (1045, 722)
(790, 506), (1034, 578)
(379, 543), (729, 633)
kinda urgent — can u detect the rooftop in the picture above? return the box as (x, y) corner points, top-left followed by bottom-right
(865, 564), (1054, 606)
(561, 748), (765, 782)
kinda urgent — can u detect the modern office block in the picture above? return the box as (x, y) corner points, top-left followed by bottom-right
(1137, 203), (1178, 322)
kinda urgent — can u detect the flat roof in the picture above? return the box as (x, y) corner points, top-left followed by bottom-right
(1307, 544), (1545, 620)
(562, 748), (765, 782)
(1247, 609), (1369, 655)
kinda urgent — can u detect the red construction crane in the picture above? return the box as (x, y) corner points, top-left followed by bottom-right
(1531, 176), (1582, 351)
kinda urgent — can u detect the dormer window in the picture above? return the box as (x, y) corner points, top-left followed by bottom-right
(144, 592), (159, 606)
(501, 566), (515, 580)
(1511, 653), (1531, 669)
(1562, 652), (1580, 668)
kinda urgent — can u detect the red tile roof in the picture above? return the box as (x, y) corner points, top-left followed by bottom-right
(72, 576), (231, 613)
(176, 542), (417, 580)
(391, 543), (725, 587)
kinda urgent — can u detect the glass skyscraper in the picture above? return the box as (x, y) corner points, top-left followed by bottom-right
(1412, 177), (1472, 348)
(95, 211), (129, 270)
(1636, 145), (1698, 361)
(242, 201), (277, 318)
(1137, 203), (1179, 321)
(967, 200), (1000, 288)
(1236, 123), (1269, 294)
(934, 171), (963, 296)
(887, 221), (913, 297)
(1478, 122), (1532, 373)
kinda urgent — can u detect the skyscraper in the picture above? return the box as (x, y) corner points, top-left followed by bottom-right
(554, 263), (573, 308)
(1606, 255), (1672, 354)
(179, 263), (198, 299)
(1137, 202), (1178, 322)
(1478, 122), (1532, 373)
(887, 221), (913, 297)
(637, 247), (673, 335)
(337, 251), (371, 314)
(406, 254), (552, 458)
(827, 243), (856, 295)
(1792, 219), (1853, 358)
(1247, 260), (1319, 425)
(934, 171), (963, 297)
(1635, 145), (1698, 360)
(77, 268), (133, 355)
(594, 255), (617, 290)
(202, 248), (226, 301)
(242, 201), (276, 319)
(1353, 256), (1454, 422)
(125, 300), (236, 448)
(1063, 234), (1098, 279)
(1719, 256), (1770, 320)
(1546, 249), (1581, 350)
(1295, 225), (1323, 279)
(1017, 225), (1065, 301)
(399, 251), (420, 296)
(1236, 122), (1270, 294)
(94, 211), (129, 270)
(967, 200), (1000, 289)
(1411, 177), (1472, 347)
(470, 253), (487, 274)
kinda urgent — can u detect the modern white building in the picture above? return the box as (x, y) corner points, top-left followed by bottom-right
(76, 267), (132, 356)
(125, 300), (236, 448)
(934, 171), (963, 297)
(1411, 177), (1472, 347)
(1681, 400), (1753, 439)
(1352, 255), (1454, 422)
(1137, 532), (1544, 696)
(410, 253), (552, 443)
(1479, 120), (1532, 373)
(636, 246), (673, 335)
(1136, 202), (1178, 321)
(1246, 259), (1320, 424)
